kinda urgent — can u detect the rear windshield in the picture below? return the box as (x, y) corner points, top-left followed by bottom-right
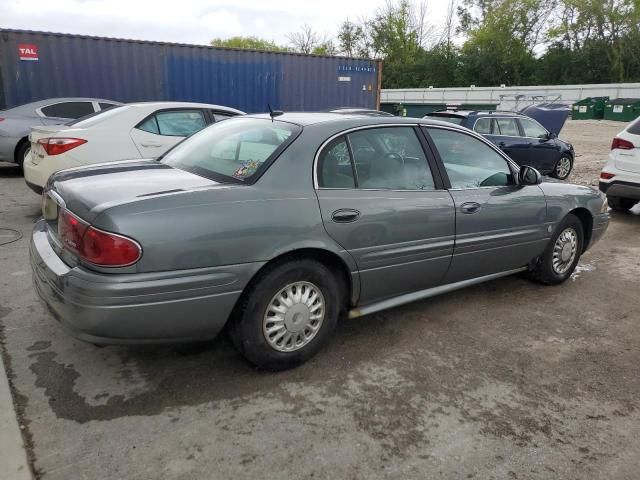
(65, 105), (129, 127)
(628, 116), (640, 135)
(426, 114), (465, 125)
(161, 118), (301, 183)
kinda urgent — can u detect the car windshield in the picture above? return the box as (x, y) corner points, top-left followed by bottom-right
(65, 105), (129, 127)
(428, 114), (465, 125)
(161, 118), (301, 183)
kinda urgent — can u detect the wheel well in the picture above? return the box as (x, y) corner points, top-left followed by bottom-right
(14, 136), (29, 163)
(235, 248), (354, 314)
(569, 208), (593, 252)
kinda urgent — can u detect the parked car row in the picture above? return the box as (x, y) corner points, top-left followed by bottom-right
(423, 109), (575, 180)
(0, 97), (121, 166)
(29, 111), (610, 370)
(23, 101), (244, 193)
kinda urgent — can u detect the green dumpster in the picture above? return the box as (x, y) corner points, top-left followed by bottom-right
(604, 98), (640, 122)
(572, 97), (608, 120)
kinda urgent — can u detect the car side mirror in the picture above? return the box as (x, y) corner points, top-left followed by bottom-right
(547, 131), (557, 139)
(519, 165), (542, 185)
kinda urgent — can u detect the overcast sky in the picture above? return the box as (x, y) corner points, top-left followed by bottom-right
(1, 0), (450, 46)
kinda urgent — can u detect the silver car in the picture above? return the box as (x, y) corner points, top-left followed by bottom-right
(30, 113), (610, 370)
(0, 97), (121, 166)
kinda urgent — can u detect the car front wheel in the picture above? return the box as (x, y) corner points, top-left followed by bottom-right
(552, 155), (573, 180)
(607, 196), (637, 212)
(229, 259), (341, 370)
(529, 213), (583, 285)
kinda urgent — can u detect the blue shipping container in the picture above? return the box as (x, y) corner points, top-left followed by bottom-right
(0, 29), (381, 112)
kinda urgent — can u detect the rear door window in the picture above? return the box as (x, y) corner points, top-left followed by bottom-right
(318, 128), (436, 190)
(135, 110), (207, 137)
(519, 118), (548, 138)
(40, 101), (95, 119)
(495, 118), (520, 136)
(155, 110), (207, 136)
(473, 118), (493, 134)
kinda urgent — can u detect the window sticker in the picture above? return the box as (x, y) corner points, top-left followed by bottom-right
(233, 160), (260, 179)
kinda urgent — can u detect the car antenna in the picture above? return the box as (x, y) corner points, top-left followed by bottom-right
(268, 104), (284, 122)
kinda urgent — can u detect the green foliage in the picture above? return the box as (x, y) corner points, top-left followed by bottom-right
(210, 36), (288, 52)
(211, 0), (640, 87)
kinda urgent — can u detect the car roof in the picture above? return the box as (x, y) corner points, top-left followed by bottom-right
(244, 112), (472, 130)
(3, 97), (122, 114)
(123, 101), (245, 114)
(427, 110), (523, 118)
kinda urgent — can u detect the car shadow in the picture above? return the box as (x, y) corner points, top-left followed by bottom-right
(0, 163), (23, 177)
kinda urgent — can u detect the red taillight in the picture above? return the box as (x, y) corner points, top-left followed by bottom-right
(0, 117), (5, 122)
(58, 209), (141, 267)
(38, 137), (87, 156)
(600, 172), (615, 180)
(611, 137), (634, 150)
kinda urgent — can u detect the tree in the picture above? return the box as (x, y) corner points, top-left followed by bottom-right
(210, 36), (288, 52)
(287, 25), (323, 54)
(337, 20), (369, 57)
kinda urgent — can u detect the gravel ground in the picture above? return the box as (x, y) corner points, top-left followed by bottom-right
(0, 119), (639, 480)
(561, 119), (624, 186)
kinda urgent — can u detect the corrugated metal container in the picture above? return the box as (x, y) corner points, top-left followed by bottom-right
(0, 29), (382, 112)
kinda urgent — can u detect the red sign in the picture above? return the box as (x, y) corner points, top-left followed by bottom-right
(18, 44), (39, 61)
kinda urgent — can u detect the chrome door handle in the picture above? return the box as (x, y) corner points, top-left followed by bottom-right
(331, 209), (360, 223)
(460, 202), (481, 214)
(141, 142), (163, 147)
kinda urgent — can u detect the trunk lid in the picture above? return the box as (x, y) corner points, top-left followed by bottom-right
(47, 160), (220, 222)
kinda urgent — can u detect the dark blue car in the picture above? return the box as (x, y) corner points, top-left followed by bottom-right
(424, 110), (574, 180)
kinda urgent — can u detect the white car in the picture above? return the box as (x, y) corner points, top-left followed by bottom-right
(599, 116), (640, 212)
(23, 102), (244, 193)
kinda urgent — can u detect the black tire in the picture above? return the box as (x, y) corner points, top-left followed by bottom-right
(15, 141), (30, 169)
(229, 259), (341, 371)
(607, 196), (637, 212)
(551, 155), (573, 180)
(529, 213), (584, 285)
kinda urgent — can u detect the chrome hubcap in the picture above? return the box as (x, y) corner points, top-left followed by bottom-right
(556, 157), (571, 179)
(263, 281), (325, 352)
(552, 228), (578, 274)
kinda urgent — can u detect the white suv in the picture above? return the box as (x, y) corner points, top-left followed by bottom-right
(600, 117), (640, 212)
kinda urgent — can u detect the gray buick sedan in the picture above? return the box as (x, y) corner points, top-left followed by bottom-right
(31, 113), (610, 370)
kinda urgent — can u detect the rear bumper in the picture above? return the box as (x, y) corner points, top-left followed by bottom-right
(30, 219), (261, 344)
(599, 180), (640, 200)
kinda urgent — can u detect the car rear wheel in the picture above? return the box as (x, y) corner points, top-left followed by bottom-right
(607, 196), (637, 212)
(229, 259), (340, 371)
(529, 213), (583, 285)
(552, 155), (572, 180)
(16, 141), (30, 169)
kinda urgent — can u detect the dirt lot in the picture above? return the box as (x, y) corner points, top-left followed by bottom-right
(0, 119), (639, 479)
(561, 119), (625, 186)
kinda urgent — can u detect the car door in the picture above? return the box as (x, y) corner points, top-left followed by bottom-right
(518, 117), (560, 174)
(315, 126), (456, 304)
(491, 117), (531, 167)
(423, 126), (548, 284)
(130, 109), (207, 158)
